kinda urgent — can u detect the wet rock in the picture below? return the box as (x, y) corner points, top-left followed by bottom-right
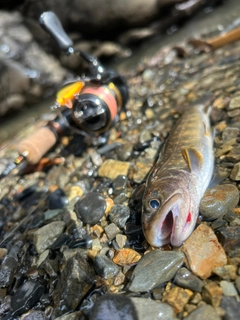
(228, 96), (240, 110)
(230, 162), (240, 180)
(213, 265), (237, 280)
(128, 250), (184, 292)
(53, 253), (95, 317)
(112, 175), (128, 195)
(181, 224), (227, 279)
(216, 226), (240, 257)
(200, 184), (239, 220)
(235, 276), (240, 293)
(33, 221), (65, 254)
(48, 188), (69, 210)
(220, 296), (240, 320)
(131, 162), (152, 184)
(109, 205), (130, 229)
(0, 295), (11, 316)
(222, 127), (240, 142)
(89, 294), (138, 320)
(10, 280), (44, 318)
(115, 234), (127, 248)
(54, 312), (82, 320)
(173, 267), (204, 292)
(74, 192), (106, 225)
(20, 310), (47, 319)
(113, 248), (141, 266)
(184, 304), (221, 320)
(117, 142), (133, 161)
(210, 219), (228, 230)
(220, 280), (238, 297)
(104, 223), (120, 240)
(202, 282), (222, 307)
(44, 209), (63, 221)
(0, 241), (23, 287)
(93, 255), (119, 279)
(224, 211), (240, 226)
(98, 159), (130, 180)
(130, 297), (175, 320)
(162, 286), (193, 314)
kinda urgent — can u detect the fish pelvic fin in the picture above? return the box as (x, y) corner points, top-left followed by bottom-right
(182, 147), (203, 172)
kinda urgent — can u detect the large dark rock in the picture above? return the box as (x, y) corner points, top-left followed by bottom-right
(53, 252), (96, 317)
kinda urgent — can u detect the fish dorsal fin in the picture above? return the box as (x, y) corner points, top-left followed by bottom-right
(182, 148), (203, 172)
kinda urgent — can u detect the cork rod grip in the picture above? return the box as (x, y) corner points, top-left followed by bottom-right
(17, 127), (57, 164)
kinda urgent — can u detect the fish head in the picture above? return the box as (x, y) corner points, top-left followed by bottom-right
(142, 177), (198, 247)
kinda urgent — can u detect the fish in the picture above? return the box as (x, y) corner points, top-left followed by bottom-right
(142, 104), (214, 247)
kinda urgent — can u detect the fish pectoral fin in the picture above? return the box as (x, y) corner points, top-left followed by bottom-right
(182, 148), (203, 172)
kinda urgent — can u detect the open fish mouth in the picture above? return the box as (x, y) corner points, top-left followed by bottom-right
(147, 193), (182, 247)
(160, 210), (174, 241)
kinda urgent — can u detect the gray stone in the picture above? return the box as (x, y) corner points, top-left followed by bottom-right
(200, 184), (239, 220)
(235, 276), (240, 294)
(93, 255), (119, 279)
(53, 253), (95, 317)
(104, 223), (120, 240)
(130, 297), (176, 320)
(230, 162), (240, 181)
(109, 205), (130, 229)
(128, 250), (184, 292)
(89, 294), (138, 320)
(174, 267), (204, 292)
(184, 304), (221, 320)
(222, 127), (240, 142)
(33, 221), (65, 254)
(216, 226), (240, 257)
(75, 192), (106, 225)
(220, 296), (240, 320)
(220, 280), (238, 297)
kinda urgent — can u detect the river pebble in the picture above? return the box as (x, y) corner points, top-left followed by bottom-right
(98, 159), (130, 180)
(130, 297), (176, 320)
(220, 296), (240, 320)
(0, 241), (23, 287)
(89, 294), (138, 320)
(53, 253), (95, 317)
(181, 224), (227, 279)
(74, 192), (106, 225)
(220, 280), (238, 297)
(48, 188), (69, 209)
(113, 248), (141, 266)
(173, 267), (204, 292)
(199, 184), (239, 220)
(183, 304), (221, 320)
(33, 221), (65, 254)
(213, 265), (237, 280)
(8, 280), (44, 318)
(216, 226), (240, 257)
(93, 254), (119, 279)
(235, 276), (240, 294)
(230, 162), (240, 180)
(162, 285), (193, 314)
(20, 310), (47, 320)
(131, 162), (152, 184)
(104, 223), (120, 240)
(128, 250), (184, 292)
(115, 234), (127, 248)
(202, 282), (222, 307)
(109, 205), (130, 229)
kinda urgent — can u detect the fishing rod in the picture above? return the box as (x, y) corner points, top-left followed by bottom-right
(0, 11), (128, 180)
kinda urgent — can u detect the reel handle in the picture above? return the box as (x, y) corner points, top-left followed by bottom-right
(39, 11), (73, 53)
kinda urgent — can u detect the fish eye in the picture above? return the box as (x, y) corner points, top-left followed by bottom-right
(149, 199), (160, 209)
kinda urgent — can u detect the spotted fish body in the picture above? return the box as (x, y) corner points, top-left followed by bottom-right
(142, 105), (214, 247)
